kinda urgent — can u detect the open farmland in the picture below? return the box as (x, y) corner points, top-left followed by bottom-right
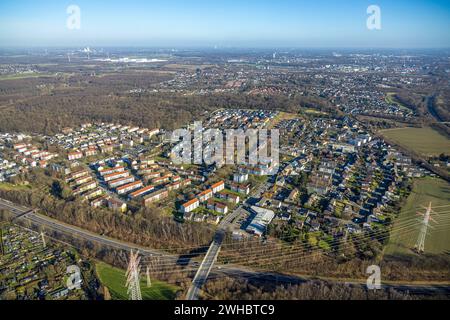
(380, 127), (450, 157)
(385, 178), (450, 256)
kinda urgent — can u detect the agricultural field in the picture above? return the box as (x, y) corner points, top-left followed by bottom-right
(380, 127), (450, 157)
(95, 262), (180, 300)
(385, 177), (450, 256)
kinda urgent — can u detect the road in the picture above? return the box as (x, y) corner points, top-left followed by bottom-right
(186, 179), (272, 300)
(2, 197), (449, 299)
(0, 198), (176, 262)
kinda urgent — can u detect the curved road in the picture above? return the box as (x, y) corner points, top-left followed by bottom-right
(1, 198), (449, 299)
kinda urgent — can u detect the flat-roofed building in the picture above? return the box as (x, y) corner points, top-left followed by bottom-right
(246, 206), (275, 237)
(233, 173), (249, 183)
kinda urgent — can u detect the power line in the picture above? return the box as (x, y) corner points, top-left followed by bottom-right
(126, 250), (142, 301)
(143, 218), (425, 276)
(140, 213), (426, 268)
(415, 202), (436, 253)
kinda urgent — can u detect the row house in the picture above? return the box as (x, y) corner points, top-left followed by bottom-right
(198, 189), (213, 203)
(65, 169), (89, 183)
(167, 181), (182, 191)
(100, 144), (114, 154)
(206, 200), (229, 215)
(138, 167), (157, 176)
(142, 172), (162, 181)
(83, 147), (98, 157)
(229, 183), (250, 195)
(143, 189), (169, 206)
(129, 185), (155, 199)
(90, 195), (109, 208)
(180, 198), (200, 214)
(108, 176), (135, 189)
(211, 181), (225, 193)
(152, 174), (172, 185)
(99, 166), (125, 176)
(68, 151), (83, 161)
(108, 198), (127, 213)
(117, 181), (143, 195)
(73, 175), (93, 186)
(104, 171), (129, 182)
(73, 181), (97, 195)
(216, 191), (240, 205)
(83, 188), (103, 201)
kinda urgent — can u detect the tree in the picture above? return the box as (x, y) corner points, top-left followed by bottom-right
(0, 209), (14, 223)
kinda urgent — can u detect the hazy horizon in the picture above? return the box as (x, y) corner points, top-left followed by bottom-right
(0, 0), (449, 49)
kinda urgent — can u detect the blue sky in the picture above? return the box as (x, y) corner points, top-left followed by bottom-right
(0, 0), (449, 48)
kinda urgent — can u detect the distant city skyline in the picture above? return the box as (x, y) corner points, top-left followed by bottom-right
(0, 0), (449, 48)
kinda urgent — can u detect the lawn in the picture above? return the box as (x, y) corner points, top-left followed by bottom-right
(380, 127), (450, 157)
(95, 262), (180, 300)
(384, 177), (450, 256)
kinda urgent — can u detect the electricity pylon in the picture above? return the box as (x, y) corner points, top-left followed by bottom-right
(415, 202), (436, 253)
(146, 266), (152, 288)
(126, 250), (142, 300)
(0, 223), (4, 255)
(40, 231), (46, 248)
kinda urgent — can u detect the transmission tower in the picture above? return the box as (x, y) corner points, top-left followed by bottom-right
(415, 202), (435, 253)
(40, 231), (46, 248)
(0, 223), (4, 255)
(146, 266), (152, 288)
(126, 250), (142, 300)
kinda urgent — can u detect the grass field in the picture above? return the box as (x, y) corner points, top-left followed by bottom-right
(0, 73), (54, 81)
(385, 177), (450, 256)
(304, 109), (328, 115)
(0, 182), (32, 191)
(267, 111), (299, 129)
(385, 92), (410, 111)
(95, 262), (180, 300)
(380, 127), (450, 157)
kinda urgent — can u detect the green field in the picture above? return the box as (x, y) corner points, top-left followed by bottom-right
(385, 92), (410, 111)
(0, 73), (54, 81)
(385, 177), (450, 256)
(95, 262), (180, 300)
(380, 127), (450, 157)
(0, 182), (32, 191)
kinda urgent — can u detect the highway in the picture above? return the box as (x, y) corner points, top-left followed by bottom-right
(0, 198), (177, 262)
(1, 197), (449, 299)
